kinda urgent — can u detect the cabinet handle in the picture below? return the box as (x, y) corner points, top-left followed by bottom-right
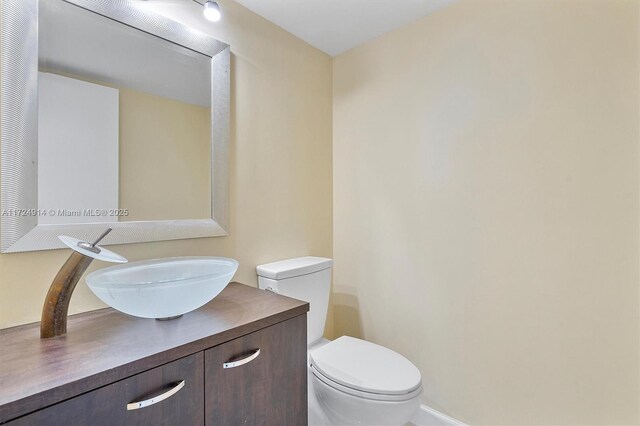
(223, 348), (261, 369)
(126, 380), (185, 411)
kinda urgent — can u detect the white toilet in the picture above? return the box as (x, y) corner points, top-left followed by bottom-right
(257, 257), (422, 426)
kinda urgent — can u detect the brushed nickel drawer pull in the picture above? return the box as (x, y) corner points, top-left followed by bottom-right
(126, 380), (185, 411)
(223, 348), (261, 369)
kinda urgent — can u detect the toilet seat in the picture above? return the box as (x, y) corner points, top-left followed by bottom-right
(309, 336), (422, 402)
(310, 365), (422, 402)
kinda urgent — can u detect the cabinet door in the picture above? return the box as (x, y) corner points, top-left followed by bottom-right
(205, 315), (307, 426)
(9, 353), (204, 426)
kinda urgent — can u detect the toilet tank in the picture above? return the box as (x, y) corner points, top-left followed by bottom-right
(256, 257), (332, 345)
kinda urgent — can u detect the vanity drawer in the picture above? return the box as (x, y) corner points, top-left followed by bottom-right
(8, 353), (204, 426)
(205, 314), (307, 425)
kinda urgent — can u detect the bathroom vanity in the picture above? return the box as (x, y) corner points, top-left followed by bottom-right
(0, 283), (308, 425)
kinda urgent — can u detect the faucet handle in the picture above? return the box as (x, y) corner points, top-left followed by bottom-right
(77, 228), (112, 254)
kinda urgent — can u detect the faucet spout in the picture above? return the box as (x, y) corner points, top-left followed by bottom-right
(40, 251), (94, 338)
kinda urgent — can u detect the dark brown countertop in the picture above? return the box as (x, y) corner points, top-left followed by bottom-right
(0, 282), (309, 423)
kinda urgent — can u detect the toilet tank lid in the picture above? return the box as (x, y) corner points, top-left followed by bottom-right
(256, 256), (332, 280)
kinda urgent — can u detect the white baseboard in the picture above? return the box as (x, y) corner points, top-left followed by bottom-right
(410, 404), (467, 426)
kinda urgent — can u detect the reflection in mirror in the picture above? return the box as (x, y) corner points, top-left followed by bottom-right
(38, 0), (212, 223)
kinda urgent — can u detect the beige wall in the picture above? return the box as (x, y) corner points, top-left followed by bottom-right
(333, 0), (639, 424)
(0, 0), (333, 330)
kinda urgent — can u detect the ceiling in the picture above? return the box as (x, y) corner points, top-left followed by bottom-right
(232, 0), (457, 56)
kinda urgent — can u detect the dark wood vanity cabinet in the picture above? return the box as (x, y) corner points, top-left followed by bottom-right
(9, 354), (205, 426)
(0, 283), (309, 426)
(205, 314), (307, 425)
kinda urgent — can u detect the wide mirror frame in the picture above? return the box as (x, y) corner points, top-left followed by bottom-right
(1, 0), (231, 253)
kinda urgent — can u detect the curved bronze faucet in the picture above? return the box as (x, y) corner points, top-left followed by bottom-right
(40, 229), (122, 338)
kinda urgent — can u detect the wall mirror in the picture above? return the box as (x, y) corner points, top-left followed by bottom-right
(1, 0), (230, 252)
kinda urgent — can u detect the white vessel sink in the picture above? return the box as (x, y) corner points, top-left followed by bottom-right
(86, 256), (238, 319)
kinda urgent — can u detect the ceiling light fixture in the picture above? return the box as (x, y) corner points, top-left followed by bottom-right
(203, 1), (222, 22)
(191, 0), (222, 22)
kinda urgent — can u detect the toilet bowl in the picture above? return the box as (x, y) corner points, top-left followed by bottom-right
(309, 336), (422, 425)
(257, 257), (422, 426)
